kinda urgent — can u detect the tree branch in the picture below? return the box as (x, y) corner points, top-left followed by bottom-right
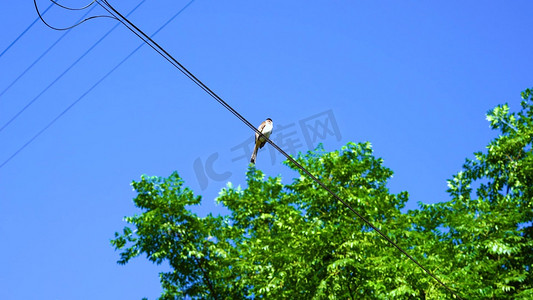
(193, 255), (219, 300)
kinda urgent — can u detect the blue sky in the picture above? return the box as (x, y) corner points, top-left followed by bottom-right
(1, 1), (532, 299)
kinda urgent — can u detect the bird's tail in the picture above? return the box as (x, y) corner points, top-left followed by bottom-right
(250, 143), (259, 164)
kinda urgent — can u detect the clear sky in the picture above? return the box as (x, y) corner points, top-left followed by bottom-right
(1, 1), (532, 299)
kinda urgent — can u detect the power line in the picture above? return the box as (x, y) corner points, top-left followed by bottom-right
(96, 0), (260, 135)
(49, 0), (99, 11)
(94, 1), (463, 298)
(0, 5), (96, 99)
(0, 1), (144, 133)
(0, 2), (54, 59)
(33, 0), (116, 31)
(0, 0), (195, 168)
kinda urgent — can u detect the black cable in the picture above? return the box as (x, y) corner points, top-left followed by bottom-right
(49, 0), (97, 11)
(97, 0), (257, 133)
(34, 0), (116, 31)
(94, 1), (463, 298)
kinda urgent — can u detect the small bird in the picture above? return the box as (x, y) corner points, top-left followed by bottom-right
(250, 118), (273, 164)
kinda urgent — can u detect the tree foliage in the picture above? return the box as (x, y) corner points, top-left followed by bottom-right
(112, 88), (533, 299)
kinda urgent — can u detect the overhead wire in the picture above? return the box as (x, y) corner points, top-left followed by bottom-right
(49, 0), (98, 11)
(94, 1), (463, 298)
(0, 0), (145, 133)
(0, 2), (54, 59)
(96, 0), (258, 134)
(33, 0), (117, 31)
(0, 0), (195, 168)
(0, 4), (97, 99)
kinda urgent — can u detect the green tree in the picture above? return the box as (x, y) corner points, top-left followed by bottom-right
(415, 88), (533, 298)
(112, 88), (533, 299)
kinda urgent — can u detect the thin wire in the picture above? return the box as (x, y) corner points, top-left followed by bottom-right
(0, 1), (145, 134)
(0, 45), (131, 169)
(0, 2), (55, 59)
(97, 0), (220, 109)
(34, 0), (116, 31)
(96, 1), (463, 298)
(96, 0), (262, 140)
(0, 0), (194, 168)
(49, 0), (98, 10)
(0, 5), (96, 100)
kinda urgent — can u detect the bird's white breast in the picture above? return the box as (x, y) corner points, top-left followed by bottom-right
(262, 122), (273, 136)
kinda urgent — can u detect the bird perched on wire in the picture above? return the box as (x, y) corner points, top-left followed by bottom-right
(250, 118), (273, 164)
